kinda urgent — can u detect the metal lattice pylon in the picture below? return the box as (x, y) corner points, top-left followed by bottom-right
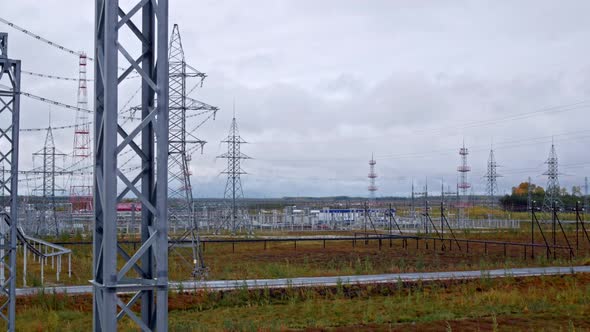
(31, 126), (69, 235)
(484, 147), (501, 208)
(70, 53), (93, 211)
(584, 176), (589, 212)
(542, 141), (563, 211)
(0, 31), (20, 332)
(167, 24), (217, 279)
(217, 115), (251, 234)
(93, 1), (170, 330)
(368, 153), (377, 206)
(457, 141), (471, 222)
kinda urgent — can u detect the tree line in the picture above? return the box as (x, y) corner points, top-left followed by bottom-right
(499, 181), (585, 211)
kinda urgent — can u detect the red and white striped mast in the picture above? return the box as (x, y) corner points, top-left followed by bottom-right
(70, 53), (92, 211)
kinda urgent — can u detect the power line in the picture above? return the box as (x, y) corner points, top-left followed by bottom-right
(22, 69), (139, 82)
(256, 130), (590, 164)
(0, 83), (140, 119)
(251, 101), (590, 146)
(0, 16), (86, 58)
(22, 70), (87, 82)
(20, 122), (89, 132)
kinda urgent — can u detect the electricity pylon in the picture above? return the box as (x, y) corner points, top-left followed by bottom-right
(217, 113), (251, 234)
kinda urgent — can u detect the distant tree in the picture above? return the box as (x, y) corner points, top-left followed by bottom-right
(512, 182), (544, 196)
(560, 187), (569, 196)
(533, 186), (545, 195)
(502, 180), (546, 211)
(572, 186), (582, 197)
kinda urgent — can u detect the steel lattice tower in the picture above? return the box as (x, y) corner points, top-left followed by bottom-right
(484, 148), (501, 208)
(584, 176), (589, 212)
(70, 53), (92, 211)
(527, 176), (533, 211)
(168, 24), (217, 278)
(457, 142), (471, 196)
(31, 126), (69, 235)
(0, 32), (20, 332)
(93, 1), (169, 330)
(217, 115), (251, 234)
(368, 154), (377, 206)
(457, 142), (471, 222)
(542, 141), (563, 211)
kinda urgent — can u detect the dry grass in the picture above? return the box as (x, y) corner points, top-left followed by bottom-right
(20, 228), (590, 287)
(5, 274), (590, 331)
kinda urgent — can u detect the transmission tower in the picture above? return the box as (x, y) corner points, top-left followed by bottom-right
(69, 53), (92, 211)
(441, 178), (456, 205)
(0, 31), (20, 331)
(168, 24), (217, 278)
(542, 141), (563, 211)
(412, 178), (429, 232)
(368, 153), (377, 206)
(484, 147), (501, 208)
(527, 176), (533, 211)
(584, 176), (589, 212)
(457, 142), (471, 221)
(217, 114), (251, 234)
(31, 125), (70, 235)
(410, 180), (416, 218)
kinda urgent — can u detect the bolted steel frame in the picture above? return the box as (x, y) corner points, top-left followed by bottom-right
(92, 1), (169, 331)
(0, 31), (20, 332)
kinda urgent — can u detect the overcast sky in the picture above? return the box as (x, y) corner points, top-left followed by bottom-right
(2, 1), (590, 198)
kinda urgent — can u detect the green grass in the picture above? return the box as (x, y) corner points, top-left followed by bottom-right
(18, 227), (590, 287)
(8, 273), (590, 331)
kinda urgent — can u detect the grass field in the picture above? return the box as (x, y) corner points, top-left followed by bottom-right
(19, 228), (590, 287)
(8, 274), (590, 331)
(8, 227), (590, 330)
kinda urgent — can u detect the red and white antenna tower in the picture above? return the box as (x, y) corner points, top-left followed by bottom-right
(70, 53), (92, 211)
(457, 141), (471, 208)
(368, 153), (377, 204)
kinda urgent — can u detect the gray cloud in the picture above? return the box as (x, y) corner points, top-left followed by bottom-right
(2, 0), (590, 198)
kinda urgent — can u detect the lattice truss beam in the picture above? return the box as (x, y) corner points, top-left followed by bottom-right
(93, 1), (169, 331)
(0, 31), (20, 332)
